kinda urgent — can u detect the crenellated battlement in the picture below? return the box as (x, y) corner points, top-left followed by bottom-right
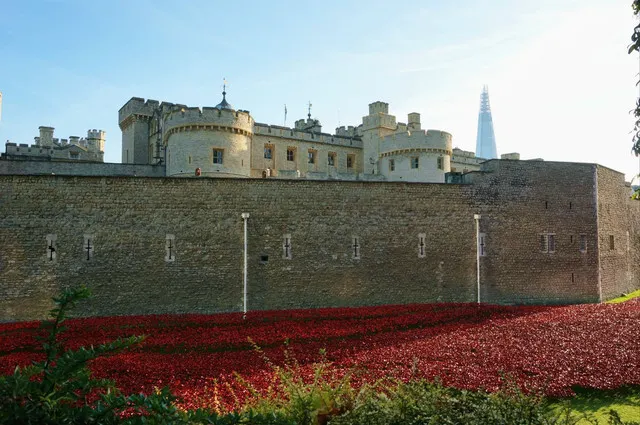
(381, 129), (453, 156)
(4, 126), (105, 162)
(162, 106), (254, 141)
(254, 123), (362, 148)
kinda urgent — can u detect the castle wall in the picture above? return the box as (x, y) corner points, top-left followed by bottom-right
(0, 160), (165, 177)
(0, 175), (479, 321)
(251, 132), (362, 179)
(1, 160), (635, 321)
(472, 160), (602, 304)
(595, 165), (640, 299)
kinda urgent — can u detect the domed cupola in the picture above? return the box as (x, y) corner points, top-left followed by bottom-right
(214, 81), (233, 110)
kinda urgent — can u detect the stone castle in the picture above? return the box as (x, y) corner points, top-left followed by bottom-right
(117, 89), (487, 182)
(3, 127), (105, 162)
(0, 89), (638, 322)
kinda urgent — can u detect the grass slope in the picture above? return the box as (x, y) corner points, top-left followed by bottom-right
(549, 387), (640, 424)
(607, 290), (640, 304)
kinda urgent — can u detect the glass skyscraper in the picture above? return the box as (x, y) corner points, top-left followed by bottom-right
(475, 85), (497, 159)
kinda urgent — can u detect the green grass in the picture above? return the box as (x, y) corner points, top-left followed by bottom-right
(606, 289), (640, 304)
(548, 387), (640, 424)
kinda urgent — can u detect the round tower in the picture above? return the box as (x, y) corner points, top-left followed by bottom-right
(163, 90), (254, 177)
(379, 129), (452, 183)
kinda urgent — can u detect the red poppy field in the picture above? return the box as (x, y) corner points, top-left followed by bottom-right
(1, 301), (639, 411)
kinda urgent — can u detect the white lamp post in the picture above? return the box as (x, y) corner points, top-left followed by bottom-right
(241, 212), (250, 319)
(473, 214), (481, 304)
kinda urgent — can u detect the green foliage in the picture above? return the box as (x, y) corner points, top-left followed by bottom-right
(326, 379), (580, 425)
(630, 1), (640, 157)
(0, 286), (294, 425)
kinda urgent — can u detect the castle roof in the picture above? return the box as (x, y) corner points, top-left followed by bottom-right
(214, 90), (233, 110)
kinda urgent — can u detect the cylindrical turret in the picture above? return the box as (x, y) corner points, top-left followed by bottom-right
(379, 129), (453, 183)
(163, 103), (254, 178)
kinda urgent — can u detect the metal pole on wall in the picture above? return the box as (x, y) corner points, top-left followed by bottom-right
(474, 214), (481, 304)
(241, 213), (250, 319)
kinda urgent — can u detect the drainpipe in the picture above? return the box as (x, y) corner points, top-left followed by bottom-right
(474, 214), (481, 303)
(241, 213), (250, 319)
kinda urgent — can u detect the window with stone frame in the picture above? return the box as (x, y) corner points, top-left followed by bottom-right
(540, 233), (556, 253)
(389, 159), (395, 172)
(328, 152), (336, 167)
(287, 147), (296, 161)
(437, 156), (444, 170)
(347, 154), (355, 169)
(308, 149), (316, 164)
(213, 149), (224, 164)
(264, 144), (273, 159)
(411, 157), (419, 169)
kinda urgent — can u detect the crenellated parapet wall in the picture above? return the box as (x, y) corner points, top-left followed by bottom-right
(3, 127), (106, 162)
(163, 107), (254, 143)
(380, 129), (453, 157)
(254, 123), (362, 148)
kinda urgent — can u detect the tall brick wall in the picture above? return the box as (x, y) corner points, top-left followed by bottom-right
(471, 160), (601, 304)
(0, 176), (478, 321)
(0, 160), (637, 322)
(596, 165), (640, 299)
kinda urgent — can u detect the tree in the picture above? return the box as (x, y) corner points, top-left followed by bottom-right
(629, 1), (640, 156)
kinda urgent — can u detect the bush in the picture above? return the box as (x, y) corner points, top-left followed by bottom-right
(0, 287), (293, 425)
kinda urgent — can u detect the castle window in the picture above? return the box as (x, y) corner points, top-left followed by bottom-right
(418, 233), (426, 258)
(579, 234), (587, 253)
(83, 234), (94, 261)
(165, 234), (176, 262)
(188, 155), (192, 164)
(540, 233), (556, 253)
(478, 233), (487, 256)
(389, 159), (395, 172)
(69, 151), (79, 159)
(411, 157), (419, 169)
(352, 236), (361, 260)
(264, 144), (273, 159)
(609, 235), (615, 251)
(283, 234), (292, 259)
(308, 149), (316, 164)
(213, 149), (224, 164)
(347, 154), (355, 169)
(328, 152), (336, 167)
(46, 234), (57, 262)
(287, 147), (295, 161)
(437, 157), (444, 170)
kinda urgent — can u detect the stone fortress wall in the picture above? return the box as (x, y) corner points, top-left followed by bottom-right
(0, 160), (637, 322)
(3, 126), (105, 162)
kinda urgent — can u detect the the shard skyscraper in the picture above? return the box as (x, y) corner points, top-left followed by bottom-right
(475, 85), (497, 159)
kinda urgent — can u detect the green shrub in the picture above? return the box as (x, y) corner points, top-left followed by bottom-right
(0, 287), (294, 425)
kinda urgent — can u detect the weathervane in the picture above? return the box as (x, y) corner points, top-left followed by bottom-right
(222, 77), (228, 99)
(307, 101), (312, 120)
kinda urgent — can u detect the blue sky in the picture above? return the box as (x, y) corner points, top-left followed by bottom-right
(1, 0), (639, 180)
